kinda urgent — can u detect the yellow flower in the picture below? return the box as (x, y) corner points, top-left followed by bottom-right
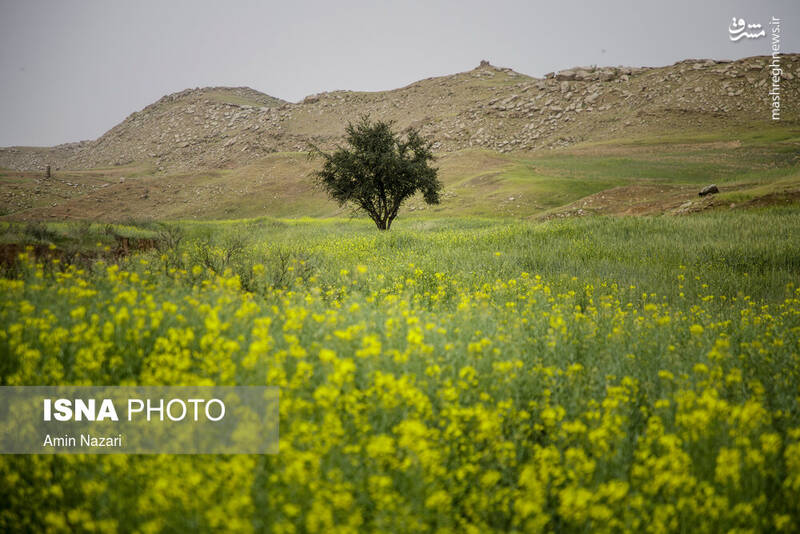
(425, 490), (451, 510)
(318, 348), (336, 363)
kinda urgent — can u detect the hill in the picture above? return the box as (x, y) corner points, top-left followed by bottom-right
(2, 56), (798, 173)
(0, 56), (798, 221)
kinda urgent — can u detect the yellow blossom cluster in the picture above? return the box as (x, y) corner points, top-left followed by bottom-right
(1, 246), (799, 533)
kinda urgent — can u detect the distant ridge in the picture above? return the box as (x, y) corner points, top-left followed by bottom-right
(1, 55), (798, 173)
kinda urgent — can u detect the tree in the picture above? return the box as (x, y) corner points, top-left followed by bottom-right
(309, 115), (441, 230)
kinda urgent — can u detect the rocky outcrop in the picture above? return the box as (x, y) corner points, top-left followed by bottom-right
(0, 141), (90, 172)
(554, 65), (646, 82)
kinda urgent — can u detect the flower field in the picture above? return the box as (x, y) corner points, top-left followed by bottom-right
(1, 210), (800, 533)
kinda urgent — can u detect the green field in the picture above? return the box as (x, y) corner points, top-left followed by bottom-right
(1, 209), (800, 532)
(3, 122), (798, 222)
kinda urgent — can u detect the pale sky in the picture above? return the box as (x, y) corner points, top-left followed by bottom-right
(1, 0), (797, 146)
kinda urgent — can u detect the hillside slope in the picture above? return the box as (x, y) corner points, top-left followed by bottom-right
(1, 56), (798, 174)
(3, 121), (798, 221)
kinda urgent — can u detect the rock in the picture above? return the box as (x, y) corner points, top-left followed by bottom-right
(556, 70), (577, 81)
(698, 184), (719, 196)
(597, 69), (617, 81)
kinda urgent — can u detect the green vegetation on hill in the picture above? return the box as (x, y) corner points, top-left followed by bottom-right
(2, 122), (798, 222)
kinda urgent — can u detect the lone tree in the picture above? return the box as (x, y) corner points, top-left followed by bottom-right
(309, 115), (441, 230)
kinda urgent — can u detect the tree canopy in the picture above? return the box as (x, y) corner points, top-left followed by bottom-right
(309, 115), (441, 230)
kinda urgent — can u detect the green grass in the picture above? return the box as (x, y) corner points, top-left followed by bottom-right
(167, 207), (800, 303)
(420, 122), (800, 216)
(582, 120), (800, 147)
(8, 207), (799, 302)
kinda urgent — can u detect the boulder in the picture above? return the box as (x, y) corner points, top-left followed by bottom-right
(698, 184), (719, 196)
(597, 69), (617, 81)
(585, 92), (601, 104)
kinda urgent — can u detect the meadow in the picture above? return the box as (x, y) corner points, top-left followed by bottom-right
(4, 122), (798, 222)
(1, 208), (800, 533)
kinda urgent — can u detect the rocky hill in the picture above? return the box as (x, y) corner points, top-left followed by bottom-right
(1, 55), (798, 174)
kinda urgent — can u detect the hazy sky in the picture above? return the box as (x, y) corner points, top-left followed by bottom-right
(1, 0), (797, 146)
